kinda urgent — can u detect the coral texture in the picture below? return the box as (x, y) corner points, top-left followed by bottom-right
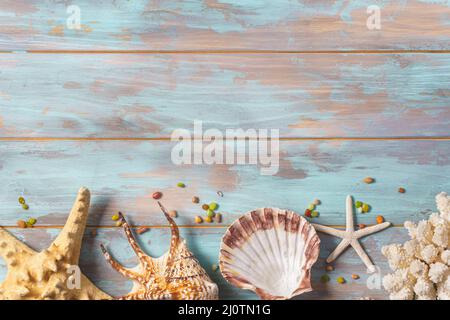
(382, 192), (450, 300)
(0, 187), (111, 300)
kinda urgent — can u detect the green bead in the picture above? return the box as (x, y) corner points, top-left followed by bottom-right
(308, 204), (316, 211)
(18, 197), (26, 204)
(27, 218), (37, 225)
(320, 274), (330, 283)
(362, 203), (370, 213)
(311, 211), (319, 218)
(22, 204), (29, 210)
(209, 202), (218, 210)
(355, 201), (363, 208)
(206, 209), (215, 218)
(177, 182), (185, 188)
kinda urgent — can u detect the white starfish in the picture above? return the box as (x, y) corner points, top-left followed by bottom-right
(312, 195), (391, 273)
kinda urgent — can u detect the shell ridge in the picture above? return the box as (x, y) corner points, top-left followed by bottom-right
(228, 243), (269, 282)
(249, 225), (280, 278)
(250, 210), (282, 278)
(259, 213), (284, 281)
(237, 219), (278, 279)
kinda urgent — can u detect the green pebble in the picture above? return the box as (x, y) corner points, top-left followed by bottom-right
(177, 182), (185, 188)
(358, 207), (364, 214)
(27, 218), (37, 225)
(209, 202), (218, 210)
(22, 203), (29, 210)
(206, 209), (215, 218)
(308, 204), (316, 211)
(362, 203), (370, 213)
(311, 211), (319, 218)
(320, 274), (330, 283)
(18, 197), (26, 204)
(336, 276), (346, 284)
(355, 201), (363, 208)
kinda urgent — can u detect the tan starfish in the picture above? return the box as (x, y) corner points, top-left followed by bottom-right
(0, 187), (112, 300)
(312, 195), (391, 273)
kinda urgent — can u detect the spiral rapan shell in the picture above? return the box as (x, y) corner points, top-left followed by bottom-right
(220, 208), (320, 300)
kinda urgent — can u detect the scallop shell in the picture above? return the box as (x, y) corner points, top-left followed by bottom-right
(219, 208), (320, 300)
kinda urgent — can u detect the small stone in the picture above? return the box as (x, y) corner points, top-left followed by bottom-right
(358, 223), (367, 229)
(363, 177), (375, 184)
(209, 202), (218, 211)
(205, 216), (213, 223)
(152, 191), (162, 200)
(192, 196), (200, 204)
(202, 204), (209, 211)
(17, 220), (27, 228)
(194, 216), (203, 224)
(398, 187), (406, 194)
(115, 220), (123, 227)
(177, 182), (185, 188)
(376, 215), (384, 224)
(168, 210), (178, 218)
(362, 203), (370, 213)
(325, 265), (334, 272)
(336, 276), (346, 284)
(311, 211), (319, 218)
(206, 209), (215, 218)
(351, 274), (360, 280)
(22, 204), (29, 210)
(312, 199), (321, 205)
(214, 213), (222, 223)
(320, 274), (330, 283)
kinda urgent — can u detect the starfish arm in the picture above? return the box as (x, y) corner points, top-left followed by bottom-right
(100, 244), (144, 282)
(78, 274), (112, 300)
(118, 212), (154, 269)
(326, 238), (351, 263)
(0, 228), (36, 262)
(312, 223), (346, 238)
(345, 195), (354, 232)
(354, 221), (391, 238)
(351, 239), (376, 272)
(50, 187), (90, 264)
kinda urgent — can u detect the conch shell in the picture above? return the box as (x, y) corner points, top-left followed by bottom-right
(101, 203), (219, 300)
(219, 208), (320, 299)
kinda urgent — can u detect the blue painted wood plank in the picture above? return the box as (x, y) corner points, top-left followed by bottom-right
(0, 140), (448, 226)
(0, 226), (409, 299)
(0, 1), (449, 50)
(0, 54), (449, 138)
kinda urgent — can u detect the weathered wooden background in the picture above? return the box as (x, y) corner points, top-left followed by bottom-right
(0, 0), (449, 300)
